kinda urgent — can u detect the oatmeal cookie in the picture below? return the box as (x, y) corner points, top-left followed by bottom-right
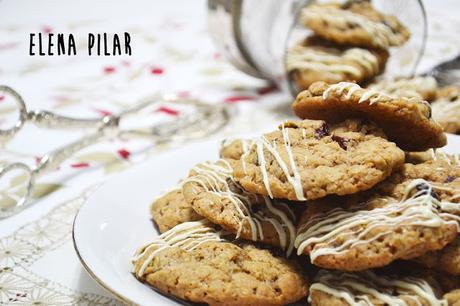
(287, 36), (388, 91)
(182, 160), (297, 254)
(292, 81), (447, 151)
(132, 221), (309, 306)
(300, 1), (410, 49)
(233, 119), (404, 201)
(295, 159), (460, 271)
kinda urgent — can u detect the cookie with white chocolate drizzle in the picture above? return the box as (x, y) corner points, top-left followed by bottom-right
(301, 1), (410, 50)
(292, 81), (446, 151)
(182, 159), (298, 255)
(287, 36), (388, 91)
(233, 118), (404, 201)
(309, 270), (447, 306)
(132, 220), (309, 306)
(295, 158), (460, 271)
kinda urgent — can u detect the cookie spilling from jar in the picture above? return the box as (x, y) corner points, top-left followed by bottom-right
(287, 0), (411, 91)
(132, 77), (459, 305)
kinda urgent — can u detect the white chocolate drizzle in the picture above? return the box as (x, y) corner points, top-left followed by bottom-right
(309, 270), (447, 306)
(301, 6), (405, 49)
(183, 159), (297, 255)
(132, 220), (224, 277)
(295, 179), (460, 262)
(323, 82), (394, 105)
(254, 123), (306, 201)
(286, 45), (379, 77)
(323, 82), (428, 110)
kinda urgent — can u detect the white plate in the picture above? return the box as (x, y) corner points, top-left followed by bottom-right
(73, 135), (460, 305)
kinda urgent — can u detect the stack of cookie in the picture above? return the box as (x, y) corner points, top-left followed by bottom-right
(132, 81), (460, 305)
(287, 0), (410, 91)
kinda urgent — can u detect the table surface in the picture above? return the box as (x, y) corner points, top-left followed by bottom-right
(0, 0), (459, 305)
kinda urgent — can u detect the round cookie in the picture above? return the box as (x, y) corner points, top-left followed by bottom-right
(292, 81), (447, 151)
(368, 76), (438, 101)
(182, 159), (297, 255)
(287, 36), (388, 91)
(295, 159), (460, 271)
(150, 188), (202, 233)
(219, 138), (254, 160)
(300, 1), (410, 50)
(309, 270), (446, 306)
(233, 119), (405, 201)
(132, 221), (309, 306)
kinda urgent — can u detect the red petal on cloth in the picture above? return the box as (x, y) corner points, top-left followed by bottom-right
(121, 60), (131, 67)
(71, 162), (90, 168)
(92, 108), (113, 116)
(0, 95), (4, 102)
(150, 67), (164, 75)
(213, 52), (221, 60)
(103, 66), (116, 74)
(117, 148), (131, 160)
(224, 95), (257, 103)
(41, 26), (53, 34)
(257, 85), (277, 95)
(155, 106), (179, 116)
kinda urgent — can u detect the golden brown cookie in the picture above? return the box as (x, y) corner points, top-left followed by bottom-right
(368, 76), (438, 101)
(219, 139), (254, 160)
(295, 158), (460, 271)
(234, 119), (405, 201)
(132, 221), (309, 306)
(309, 270), (446, 306)
(300, 1), (410, 49)
(292, 81), (447, 151)
(150, 188), (202, 233)
(182, 160), (297, 254)
(287, 36), (388, 91)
